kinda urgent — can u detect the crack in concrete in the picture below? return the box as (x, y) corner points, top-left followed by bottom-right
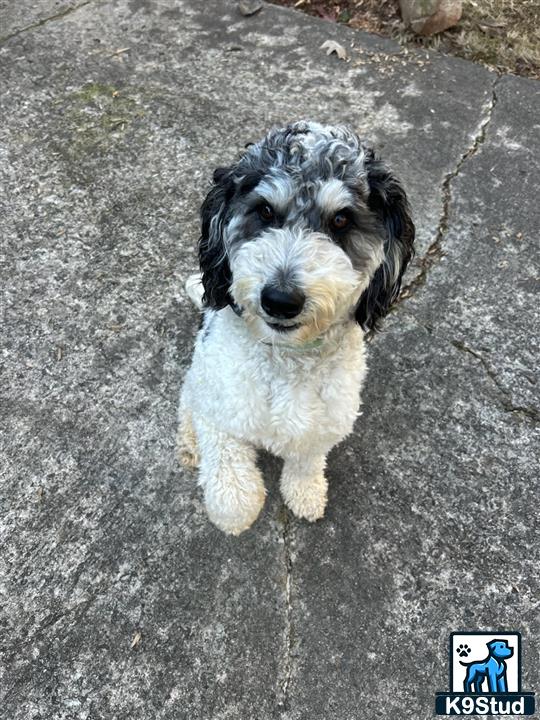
(0, 1), (94, 46)
(278, 508), (294, 715)
(397, 73), (501, 304)
(2, 594), (100, 703)
(451, 339), (539, 423)
(387, 312), (538, 422)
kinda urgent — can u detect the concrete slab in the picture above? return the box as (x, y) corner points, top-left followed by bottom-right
(288, 72), (540, 719)
(0, 1), (538, 719)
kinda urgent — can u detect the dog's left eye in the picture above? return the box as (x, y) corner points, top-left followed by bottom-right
(331, 212), (351, 231)
(257, 204), (274, 222)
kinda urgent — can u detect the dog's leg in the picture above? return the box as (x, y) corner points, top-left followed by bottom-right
(280, 452), (328, 522)
(196, 421), (266, 535)
(474, 675), (485, 693)
(463, 671), (474, 694)
(487, 667), (499, 693)
(176, 407), (200, 469)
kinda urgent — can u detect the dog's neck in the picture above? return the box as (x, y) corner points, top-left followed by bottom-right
(224, 304), (363, 357)
(261, 317), (361, 357)
(261, 335), (326, 353)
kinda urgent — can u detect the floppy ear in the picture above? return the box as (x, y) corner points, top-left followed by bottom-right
(355, 150), (415, 330)
(198, 166), (235, 309)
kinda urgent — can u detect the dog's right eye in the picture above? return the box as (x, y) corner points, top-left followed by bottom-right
(257, 204), (274, 223)
(331, 211), (351, 232)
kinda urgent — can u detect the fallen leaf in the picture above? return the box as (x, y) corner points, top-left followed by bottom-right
(131, 631), (142, 649)
(478, 23), (505, 37)
(477, 19), (506, 29)
(316, 8), (337, 21)
(238, 0), (263, 16)
(321, 39), (348, 60)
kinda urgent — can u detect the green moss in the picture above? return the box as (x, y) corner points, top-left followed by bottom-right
(61, 83), (145, 158)
(71, 82), (119, 103)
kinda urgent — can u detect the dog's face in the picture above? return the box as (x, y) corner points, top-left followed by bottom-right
(198, 121), (414, 345)
(488, 640), (513, 660)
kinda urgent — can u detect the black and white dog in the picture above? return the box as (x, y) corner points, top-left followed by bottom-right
(178, 121), (414, 535)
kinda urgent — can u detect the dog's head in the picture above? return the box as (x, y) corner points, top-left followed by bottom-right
(198, 121), (414, 345)
(488, 640), (513, 660)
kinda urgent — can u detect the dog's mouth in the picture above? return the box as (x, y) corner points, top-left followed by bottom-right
(265, 320), (301, 333)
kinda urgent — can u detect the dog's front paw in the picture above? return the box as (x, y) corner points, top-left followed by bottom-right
(204, 482), (266, 536)
(281, 477), (327, 522)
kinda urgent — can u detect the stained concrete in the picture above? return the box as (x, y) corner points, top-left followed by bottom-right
(0, 1), (538, 719)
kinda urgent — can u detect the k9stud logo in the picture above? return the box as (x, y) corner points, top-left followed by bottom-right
(435, 632), (535, 715)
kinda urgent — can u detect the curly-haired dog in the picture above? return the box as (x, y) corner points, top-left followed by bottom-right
(178, 121), (414, 535)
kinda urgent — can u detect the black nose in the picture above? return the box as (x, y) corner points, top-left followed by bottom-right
(260, 285), (305, 319)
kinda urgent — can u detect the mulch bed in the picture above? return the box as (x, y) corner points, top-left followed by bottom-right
(268, 0), (540, 79)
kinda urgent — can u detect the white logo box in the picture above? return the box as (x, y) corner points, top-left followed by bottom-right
(450, 632), (520, 693)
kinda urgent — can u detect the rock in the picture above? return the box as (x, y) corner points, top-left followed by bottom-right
(399, 0), (462, 35)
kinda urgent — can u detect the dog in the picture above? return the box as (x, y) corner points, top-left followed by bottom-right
(177, 121), (414, 535)
(460, 640), (514, 693)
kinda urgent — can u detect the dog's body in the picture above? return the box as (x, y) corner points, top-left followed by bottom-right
(460, 640), (513, 693)
(178, 121), (414, 534)
(179, 306), (367, 532)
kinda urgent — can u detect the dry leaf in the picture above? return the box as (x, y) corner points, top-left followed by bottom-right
(238, 0), (263, 16)
(317, 8), (337, 21)
(477, 19), (506, 29)
(131, 631), (142, 649)
(321, 40), (348, 60)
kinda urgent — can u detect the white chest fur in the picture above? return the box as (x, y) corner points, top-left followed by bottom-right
(182, 308), (367, 457)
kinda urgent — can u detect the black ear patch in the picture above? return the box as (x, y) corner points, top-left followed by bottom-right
(198, 168), (235, 309)
(355, 150), (415, 330)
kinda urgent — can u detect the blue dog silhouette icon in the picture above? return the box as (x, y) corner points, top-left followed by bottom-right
(460, 639), (514, 693)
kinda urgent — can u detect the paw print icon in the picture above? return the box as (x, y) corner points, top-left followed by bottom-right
(456, 644), (471, 658)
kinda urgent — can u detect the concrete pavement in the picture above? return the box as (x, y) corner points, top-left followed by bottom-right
(1, 1), (539, 718)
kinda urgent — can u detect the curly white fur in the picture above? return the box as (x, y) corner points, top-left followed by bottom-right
(179, 298), (366, 534)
